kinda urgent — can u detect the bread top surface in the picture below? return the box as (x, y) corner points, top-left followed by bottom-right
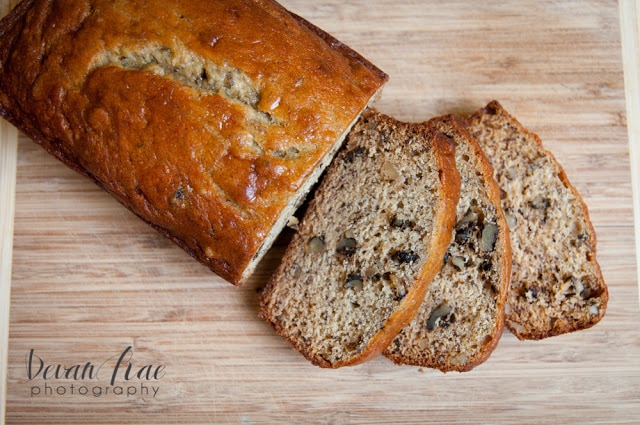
(467, 101), (608, 339)
(384, 115), (511, 372)
(259, 111), (460, 368)
(0, 0), (387, 285)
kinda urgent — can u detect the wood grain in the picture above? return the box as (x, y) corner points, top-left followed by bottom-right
(2, 1), (639, 424)
(0, 2), (19, 422)
(0, 117), (18, 425)
(620, 0), (640, 303)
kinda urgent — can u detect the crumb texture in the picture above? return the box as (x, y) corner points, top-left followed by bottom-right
(385, 116), (510, 372)
(467, 101), (608, 339)
(260, 111), (460, 367)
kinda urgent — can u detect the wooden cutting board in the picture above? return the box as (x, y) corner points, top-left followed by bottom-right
(2, 0), (639, 423)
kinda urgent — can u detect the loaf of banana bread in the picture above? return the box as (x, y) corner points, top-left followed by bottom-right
(0, 0), (387, 285)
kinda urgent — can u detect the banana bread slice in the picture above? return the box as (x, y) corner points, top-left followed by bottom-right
(384, 115), (511, 372)
(259, 111), (461, 368)
(466, 100), (608, 340)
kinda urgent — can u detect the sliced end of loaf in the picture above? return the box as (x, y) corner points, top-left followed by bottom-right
(467, 100), (608, 340)
(259, 111), (460, 367)
(240, 92), (386, 285)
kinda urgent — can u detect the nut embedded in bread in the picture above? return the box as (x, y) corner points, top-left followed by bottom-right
(384, 115), (511, 372)
(466, 100), (608, 340)
(259, 111), (461, 368)
(0, 0), (387, 285)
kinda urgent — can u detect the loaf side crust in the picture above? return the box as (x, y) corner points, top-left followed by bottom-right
(0, 0), (388, 285)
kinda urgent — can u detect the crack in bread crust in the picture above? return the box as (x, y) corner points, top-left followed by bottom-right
(92, 43), (278, 126)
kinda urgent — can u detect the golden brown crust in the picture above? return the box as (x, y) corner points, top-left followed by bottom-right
(0, 0), (387, 285)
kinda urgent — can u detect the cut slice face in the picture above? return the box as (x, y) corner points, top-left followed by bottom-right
(466, 100), (608, 340)
(384, 115), (511, 372)
(259, 110), (461, 367)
